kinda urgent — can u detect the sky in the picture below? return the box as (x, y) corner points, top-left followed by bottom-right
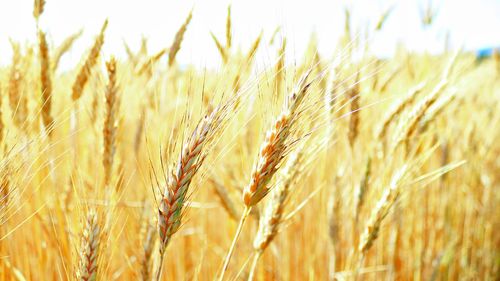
(0, 0), (499, 69)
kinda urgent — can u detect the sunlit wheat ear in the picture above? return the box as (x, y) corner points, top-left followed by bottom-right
(72, 19), (108, 101)
(33, 0), (45, 22)
(219, 70), (313, 281)
(38, 30), (54, 137)
(168, 10), (192, 67)
(274, 38), (287, 95)
(391, 79), (448, 152)
(253, 150), (302, 252)
(210, 32), (228, 64)
(248, 151), (303, 280)
(348, 72), (360, 147)
(122, 40), (139, 66)
(103, 57), (118, 187)
(225, 5), (232, 50)
(76, 209), (102, 281)
(375, 81), (426, 142)
(358, 165), (407, 255)
(156, 106), (227, 280)
(355, 156), (372, 222)
(245, 31), (263, 62)
(136, 48), (167, 76)
(8, 41), (27, 129)
(243, 70), (312, 207)
(375, 5), (394, 31)
(52, 29), (83, 72)
(157, 113), (212, 249)
(419, 89), (457, 133)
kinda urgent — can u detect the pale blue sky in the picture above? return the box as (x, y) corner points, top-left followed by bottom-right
(0, 0), (499, 69)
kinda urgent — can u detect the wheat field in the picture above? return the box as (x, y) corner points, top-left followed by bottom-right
(0, 1), (499, 280)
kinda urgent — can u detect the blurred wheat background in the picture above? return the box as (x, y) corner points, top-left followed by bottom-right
(0, 0), (499, 280)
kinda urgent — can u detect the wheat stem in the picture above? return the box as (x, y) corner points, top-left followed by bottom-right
(218, 206), (251, 281)
(247, 250), (263, 281)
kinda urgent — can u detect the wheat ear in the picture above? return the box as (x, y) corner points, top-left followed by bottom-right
(33, 0), (45, 22)
(210, 32), (228, 64)
(38, 30), (54, 137)
(76, 209), (102, 281)
(355, 156), (372, 222)
(375, 82), (426, 141)
(103, 57), (118, 187)
(72, 19), (108, 101)
(209, 178), (240, 221)
(225, 5), (232, 50)
(348, 72), (360, 147)
(391, 79), (448, 152)
(168, 10), (192, 67)
(248, 151), (302, 280)
(8, 41), (27, 129)
(359, 165), (407, 254)
(219, 70), (313, 281)
(52, 29), (83, 72)
(156, 107), (224, 280)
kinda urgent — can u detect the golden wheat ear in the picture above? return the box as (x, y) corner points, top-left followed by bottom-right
(219, 70), (314, 281)
(72, 19), (108, 101)
(76, 209), (102, 281)
(168, 10), (193, 67)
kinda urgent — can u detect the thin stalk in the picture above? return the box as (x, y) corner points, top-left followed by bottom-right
(155, 249), (166, 281)
(218, 206), (252, 281)
(247, 251), (263, 281)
